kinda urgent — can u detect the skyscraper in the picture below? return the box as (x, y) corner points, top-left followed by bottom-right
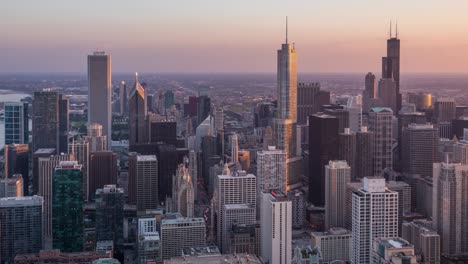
(119, 81), (128, 115)
(364, 72), (377, 99)
(325, 160), (351, 230)
(338, 128), (356, 180)
(215, 172), (256, 252)
(85, 123), (108, 152)
(32, 148), (56, 195)
(368, 107), (393, 176)
(434, 97), (456, 123)
(401, 123), (439, 177)
(230, 133), (239, 163)
(4, 144), (28, 195)
(432, 162), (468, 257)
(58, 94), (69, 154)
(273, 118), (297, 159)
(0, 196), (43, 264)
(354, 127), (374, 180)
(197, 95), (211, 126)
(277, 18), (297, 122)
(378, 78), (397, 114)
(168, 163), (194, 218)
(160, 217), (206, 260)
(32, 90), (59, 152)
(256, 146), (287, 194)
(309, 114), (339, 206)
(4, 102), (28, 145)
(128, 155), (158, 212)
(297, 82), (328, 125)
(88, 151), (117, 201)
(128, 73), (147, 146)
(68, 140), (89, 200)
(52, 161), (83, 252)
(261, 191), (292, 264)
(87, 51), (112, 148)
(95, 185), (124, 260)
(351, 177), (399, 264)
(382, 24), (401, 111)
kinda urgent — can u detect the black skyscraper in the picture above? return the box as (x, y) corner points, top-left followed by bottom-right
(382, 25), (401, 111)
(308, 114), (339, 206)
(197, 95), (211, 126)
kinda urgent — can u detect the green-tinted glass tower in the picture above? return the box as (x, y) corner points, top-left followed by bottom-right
(52, 161), (84, 252)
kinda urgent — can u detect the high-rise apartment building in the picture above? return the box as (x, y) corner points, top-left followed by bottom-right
(257, 146), (287, 194)
(32, 148), (56, 195)
(311, 228), (352, 263)
(277, 23), (297, 122)
(36, 153), (73, 249)
(434, 98), (456, 123)
(128, 155), (158, 212)
(401, 221), (440, 263)
(4, 102), (28, 145)
(351, 177), (399, 264)
(401, 123), (439, 177)
(355, 127), (374, 180)
(85, 123), (108, 151)
(309, 114), (339, 206)
(260, 191), (292, 264)
(325, 160), (351, 230)
(128, 73), (147, 146)
(95, 185), (124, 260)
(119, 81), (128, 115)
(368, 107), (393, 176)
(52, 161), (83, 252)
(32, 90), (59, 152)
(215, 172), (256, 253)
(272, 118), (297, 159)
(0, 196), (43, 264)
(432, 162), (468, 257)
(4, 144), (29, 195)
(137, 217), (161, 263)
(160, 217), (206, 260)
(88, 151), (117, 201)
(382, 27), (401, 111)
(87, 52), (112, 148)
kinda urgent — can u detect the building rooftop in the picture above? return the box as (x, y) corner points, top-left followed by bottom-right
(371, 107), (393, 113)
(34, 148), (56, 155)
(136, 155), (157, 162)
(312, 227), (351, 237)
(165, 253), (262, 264)
(224, 204), (254, 210)
(376, 237), (412, 249)
(182, 246), (221, 257)
(0, 196), (43, 207)
(161, 217), (205, 225)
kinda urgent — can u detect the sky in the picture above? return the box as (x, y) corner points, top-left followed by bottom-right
(2, 0), (468, 73)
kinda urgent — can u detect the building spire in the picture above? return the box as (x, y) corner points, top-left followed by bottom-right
(286, 16), (288, 44)
(396, 20), (398, 39)
(389, 20), (392, 38)
(135, 72), (138, 83)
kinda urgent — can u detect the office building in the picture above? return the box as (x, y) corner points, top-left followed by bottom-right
(309, 114), (339, 206)
(311, 228), (352, 263)
(254, 102), (275, 128)
(0, 196), (43, 264)
(0, 175), (23, 198)
(32, 148), (56, 195)
(368, 107), (393, 176)
(287, 189), (305, 229)
(325, 160), (351, 229)
(222, 204), (256, 253)
(85, 123), (108, 151)
(432, 162), (468, 257)
(257, 146), (287, 194)
(230, 133), (239, 163)
(381, 26), (401, 111)
(365, 72), (377, 99)
(355, 127), (374, 180)
(215, 172), (256, 253)
(227, 224), (257, 255)
(68, 140), (89, 200)
(452, 118), (468, 139)
(214, 107), (224, 132)
(88, 152), (117, 201)
(32, 90), (59, 152)
(371, 237), (417, 263)
(297, 82), (329, 124)
(407, 93), (432, 111)
(164, 90), (174, 111)
(168, 163), (194, 217)
(88, 52), (112, 148)
(338, 129), (356, 180)
(128, 73), (147, 146)
(165, 252), (261, 264)
(128, 155), (158, 212)
(138, 217), (161, 263)
(96, 185), (124, 259)
(434, 97), (456, 123)
(38, 153), (74, 248)
(197, 95), (211, 126)
(188, 96), (198, 117)
(401, 221), (440, 264)
(4, 144), (29, 195)
(401, 123), (439, 177)
(119, 81), (128, 115)
(277, 22), (297, 122)
(351, 177), (399, 264)
(378, 78), (398, 113)
(4, 102), (28, 145)
(161, 217), (206, 260)
(325, 108), (349, 134)
(149, 120), (177, 145)
(52, 161), (83, 252)
(261, 191), (292, 264)
(58, 94), (69, 153)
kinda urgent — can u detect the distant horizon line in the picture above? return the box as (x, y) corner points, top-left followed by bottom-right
(1, 71), (468, 75)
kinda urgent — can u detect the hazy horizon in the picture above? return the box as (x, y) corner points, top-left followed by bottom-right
(3, 0), (468, 73)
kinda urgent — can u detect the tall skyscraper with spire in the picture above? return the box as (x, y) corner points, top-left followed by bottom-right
(128, 73), (147, 146)
(87, 51), (112, 149)
(277, 17), (297, 121)
(382, 22), (401, 112)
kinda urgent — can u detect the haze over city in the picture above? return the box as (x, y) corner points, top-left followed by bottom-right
(3, 0), (468, 73)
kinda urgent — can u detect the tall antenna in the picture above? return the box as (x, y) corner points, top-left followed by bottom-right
(396, 20), (399, 39)
(389, 20), (392, 38)
(286, 16), (288, 44)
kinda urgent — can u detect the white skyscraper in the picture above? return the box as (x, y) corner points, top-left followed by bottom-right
(87, 52), (112, 148)
(257, 146), (287, 194)
(325, 160), (351, 229)
(368, 107), (393, 176)
(215, 172), (256, 253)
(432, 162), (468, 257)
(231, 133), (239, 164)
(261, 191), (292, 264)
(351, 177), (399, 264)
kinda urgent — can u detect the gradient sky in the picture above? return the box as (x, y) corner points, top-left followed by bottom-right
(2, 0), (468, 73)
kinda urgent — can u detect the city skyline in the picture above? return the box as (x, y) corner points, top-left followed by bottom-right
(3, 1), (468, 73)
